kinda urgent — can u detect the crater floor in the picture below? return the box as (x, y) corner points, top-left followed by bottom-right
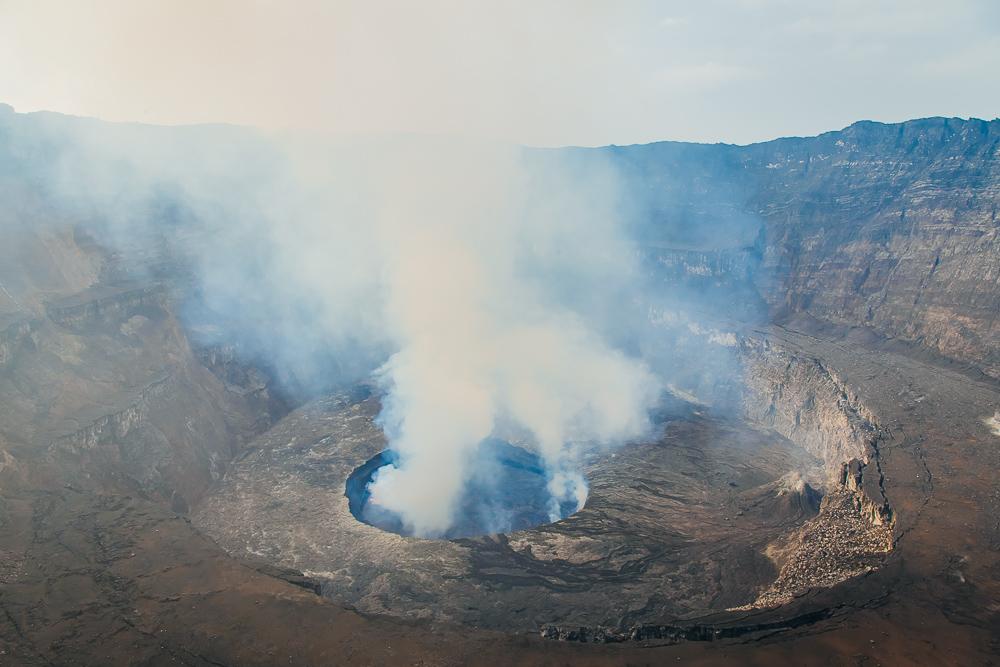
(194, 394), (833, 632)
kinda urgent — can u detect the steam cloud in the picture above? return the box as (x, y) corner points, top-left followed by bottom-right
(364, 143), (661, 535)
(3, 107), (758, 537)
(2, 110), (668, 537)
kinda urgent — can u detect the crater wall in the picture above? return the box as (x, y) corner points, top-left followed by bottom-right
(610, 117), (1000, 379)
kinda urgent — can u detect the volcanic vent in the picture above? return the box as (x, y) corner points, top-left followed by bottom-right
(346, 439), (583, 539)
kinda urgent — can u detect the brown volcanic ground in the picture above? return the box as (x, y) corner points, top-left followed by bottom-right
(0, 109), (998, 665)
(192, 395), (834, 632)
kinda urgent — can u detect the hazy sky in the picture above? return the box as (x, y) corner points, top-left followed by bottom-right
(1, 0), (998, 146)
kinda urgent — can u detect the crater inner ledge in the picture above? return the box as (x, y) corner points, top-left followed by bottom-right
(345, 440), (583, 539)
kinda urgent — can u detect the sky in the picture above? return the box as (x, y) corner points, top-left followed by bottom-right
(1, 0), (998, 147)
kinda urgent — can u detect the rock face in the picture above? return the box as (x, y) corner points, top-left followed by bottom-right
(609, 117), (1000, 379)
(44, 282), (166, 332)
(728, 333), (897, 609)
(738, 334), (894, 523)
(739, 337), (877, 479)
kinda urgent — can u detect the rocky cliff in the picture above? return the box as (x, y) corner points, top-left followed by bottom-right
(610, 116), (1000, 378)
(0, 282), (281, 510)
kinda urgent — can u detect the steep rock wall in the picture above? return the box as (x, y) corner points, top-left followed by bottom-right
(738, 335), (892, 530)
(0, 282), (279, 511)
(45, 283), (166, 332)
(610, 117), (1000, 378)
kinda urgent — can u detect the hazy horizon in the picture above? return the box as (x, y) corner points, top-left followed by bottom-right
(2, 100), (995, 151)
(2, 0), (998, 147)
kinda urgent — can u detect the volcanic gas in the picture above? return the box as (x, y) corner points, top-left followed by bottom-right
(346, 439), (584, 539)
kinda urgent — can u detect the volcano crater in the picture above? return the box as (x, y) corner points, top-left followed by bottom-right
(191, 386), (891, 633)
(346, 441), (583, 539)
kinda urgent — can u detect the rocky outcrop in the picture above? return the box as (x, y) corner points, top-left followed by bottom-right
(739, 336), (878, 482)
(47, 373), (172, 455)
(841, 454), (893, 527)
(731, 334), (895, 609)
(0, 315), (34, 369)
(38, 366), (242, 510)
(194, 343), (292, 432)
(250, 562), (324, 596)
(740, 337), (893, 526)
(738, 336), (893, 530)
(45, 282), (165, 331)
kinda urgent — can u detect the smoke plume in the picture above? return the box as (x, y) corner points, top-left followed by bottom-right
(363, 142), (662, 535)
(1, 108), (671, 536)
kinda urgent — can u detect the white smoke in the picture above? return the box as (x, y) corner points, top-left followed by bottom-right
(358, 142), (661, 536)
(3, 110), (664, 538)
(985, 411), (1000, 437)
